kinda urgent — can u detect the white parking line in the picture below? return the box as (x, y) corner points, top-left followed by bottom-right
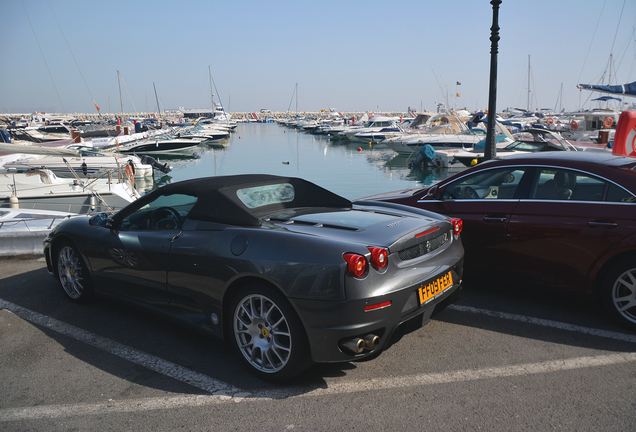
(448, 304), (636, 343)
(0, 299), (240, 396)
(2, 298), (635, 421)
(2, 352), (635, 421)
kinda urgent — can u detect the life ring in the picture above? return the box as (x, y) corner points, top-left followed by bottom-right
(570, 120), (579, 130)
(125, 164), (135, 186)
(546, 117), (554, 125)
(603, 117), (614, 128)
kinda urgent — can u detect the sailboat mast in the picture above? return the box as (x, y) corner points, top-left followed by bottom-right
(527, 55), (531, 111)
(153, 82), (161, 117)
(295, 83), (298, 115)
(209, 65), (214, 110)
(118, 70), (123, 114)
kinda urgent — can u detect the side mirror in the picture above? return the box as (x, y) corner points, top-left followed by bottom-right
(423, 184), (439, 200)
(89, 212), (109, 227)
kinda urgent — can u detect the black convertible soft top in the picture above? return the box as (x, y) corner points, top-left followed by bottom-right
(140, 174), (352, 226)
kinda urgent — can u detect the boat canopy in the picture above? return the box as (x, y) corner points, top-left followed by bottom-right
(592, 96), (622, 102)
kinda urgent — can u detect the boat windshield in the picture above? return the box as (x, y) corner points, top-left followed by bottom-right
(65, 145), (114, 157)
(504, 140), (550, 151)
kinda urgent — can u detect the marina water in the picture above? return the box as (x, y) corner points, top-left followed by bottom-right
(146, 123), (458, 199)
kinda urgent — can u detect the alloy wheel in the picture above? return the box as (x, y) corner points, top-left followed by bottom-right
(233, 293), (292, 374)
(57, 245), (86, 300)
(610, 267), (636, 326)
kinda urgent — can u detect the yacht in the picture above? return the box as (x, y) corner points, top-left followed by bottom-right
(0, 167), (140, 214)
(339, 116), (401, 141)
(4, 144), (155, 179)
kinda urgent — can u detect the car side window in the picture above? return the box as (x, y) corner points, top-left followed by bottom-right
(606, 183), (636, 203)
(531, 168), (616, 202)
(442, 167), (526, 200)
(120, 193), (198, 230)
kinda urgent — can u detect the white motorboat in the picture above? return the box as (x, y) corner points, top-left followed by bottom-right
(4, 144), (155, 179)
(384, 114), (513, 155)
(352, 126), (402, 143)
(0, 168), (141, 214)
(0, 207), (81, 256)
(444, 128), (610, 168)
(177, 125), (230, 144)
(339, 116), (401, 141)
(118, 137), (205, 156)
(0, 207), (77, 231)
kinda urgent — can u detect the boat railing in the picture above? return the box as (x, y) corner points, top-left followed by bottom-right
(0, 215), (75, 231)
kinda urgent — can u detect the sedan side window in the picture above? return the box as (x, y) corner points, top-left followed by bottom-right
(607, 183), (636, 203)
(532, 169), (577, 200)
(120, 193), (198, 230)
(442, 168), (526, 200)
(530, 168), (628, 202)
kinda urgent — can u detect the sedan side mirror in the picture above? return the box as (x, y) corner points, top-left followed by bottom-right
(424, 184), (440, 200)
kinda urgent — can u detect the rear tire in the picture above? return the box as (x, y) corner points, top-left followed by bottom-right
(229, 284), (311, 381)
(602, 259), (636, 331)
(56, 241), (94, 303)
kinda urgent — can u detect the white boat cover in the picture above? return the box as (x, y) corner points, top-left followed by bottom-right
(0, 143), (80, 156)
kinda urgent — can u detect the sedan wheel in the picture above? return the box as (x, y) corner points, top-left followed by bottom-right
(57, 241), (94, 303)
(230, 286), (310, 381)
(603, 259), (636, 331)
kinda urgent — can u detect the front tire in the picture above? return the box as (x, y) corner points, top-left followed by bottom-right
(56, 241), (94, 303)
(229, 285), (311, 381)
(602, 259), (636, 331)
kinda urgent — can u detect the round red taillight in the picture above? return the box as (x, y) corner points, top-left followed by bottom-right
(343, 253), (367, 277)
(367, 246), (388, 269)
(449, 218), (463, 236)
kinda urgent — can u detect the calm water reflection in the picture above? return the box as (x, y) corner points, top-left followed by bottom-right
(137, 123), (462, 200)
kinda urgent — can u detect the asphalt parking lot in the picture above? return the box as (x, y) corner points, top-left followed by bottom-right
(1, 256), (635, 431)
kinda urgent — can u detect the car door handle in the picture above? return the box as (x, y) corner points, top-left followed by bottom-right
(587, 221), (618, 229)
(482, 216), (508, 224)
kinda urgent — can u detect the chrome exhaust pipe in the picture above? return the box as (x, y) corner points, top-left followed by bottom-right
(341, 338), (365, 354)
(363, 334), (380, 350)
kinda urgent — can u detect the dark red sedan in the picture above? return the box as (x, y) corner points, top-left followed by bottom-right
(359, 151), (636, 330)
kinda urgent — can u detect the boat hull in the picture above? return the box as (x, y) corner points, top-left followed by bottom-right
(120, 139), (202, 156)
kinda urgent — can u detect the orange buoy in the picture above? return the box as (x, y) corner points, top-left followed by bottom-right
(604, 117), (614, 128)
(546, 117), (554, 125)
(357, 147), (362, 152)
(570, 120), (578, 130)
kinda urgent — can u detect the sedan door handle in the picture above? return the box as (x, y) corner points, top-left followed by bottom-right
(482, 216), (508, 224)
(587, 220), (618, 229)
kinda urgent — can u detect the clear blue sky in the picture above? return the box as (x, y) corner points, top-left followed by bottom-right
(1, 0), (634, 114)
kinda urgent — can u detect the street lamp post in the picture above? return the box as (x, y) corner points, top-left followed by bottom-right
(484, 0), (502, 161)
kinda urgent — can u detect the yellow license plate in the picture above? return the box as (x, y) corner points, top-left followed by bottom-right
(418, 271), (453, 305)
